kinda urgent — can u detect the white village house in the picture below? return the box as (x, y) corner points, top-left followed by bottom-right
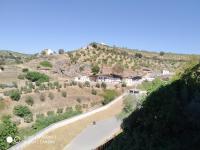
(74, 75), (90, 83)
(41, 49), (54, 55)
(162, 70), (170, 75)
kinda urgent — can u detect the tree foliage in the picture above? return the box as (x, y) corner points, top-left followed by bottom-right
(26, 71), (49, 84)
(0, 117), (18, 150)
(91, 65), (100, 75)
(13, 105), (32, 118)
(102, 89), (118, 105)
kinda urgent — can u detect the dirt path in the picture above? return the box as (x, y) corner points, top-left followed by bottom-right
(20, 93), (126, 150)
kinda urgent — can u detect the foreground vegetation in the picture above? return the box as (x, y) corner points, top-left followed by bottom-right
(18, 109), (81, 138)
(107, 62), (200, 150)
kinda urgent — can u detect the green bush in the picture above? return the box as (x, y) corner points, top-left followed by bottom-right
(61, 91), (67, 97)
(25, 96), (34, 106)
(91, 89), (97, 95)
(48, 92), (54, 100)
(101, 82), (107, 89)
(32, 110), (81, 132)
(40, 61), (52, 68)
(0, 117), (18, 150)
(40, 93), (46, 102)
(18, 74), (25, 79)
(26, 71), (49, 84)
(13, 105), (32, 118)
(22, 68), (29, 72)
(47, 111), (54, 116)
(57, 108), (63, 114)
(84, 81), (90, 87)
(75, 104), (82, 112)
(10, 90), (21, 101)
(102, 90), (118, 105)
(76, 97), (81, 103)
(66, 107), (73, 112)
(96, 83), (100, 88)
(91, 65), (100, 75)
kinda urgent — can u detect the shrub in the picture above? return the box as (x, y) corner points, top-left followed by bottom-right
(76, 97), (81, 103)
(25, 96), (34, 106)
(84, 81), (90, 87)
(91, 89), (97, 95)
(48, 92), (54, 100)
(66, 107), (73, 112)
(160, 51), (165, 56)
(61, 91), (67, 97)
(57, 108), (63, 114)
(24, 114), (33, 123)
(101, 82), (107, 89)
(0, 117), (18, 150)
(26, 71), (49, 84)
(36, 113), (45, 119)
(75, 105), (82, 112)
(135, 53), (143, 58)
(82, 104), (88, 109)
(13, 105), (32, 118)
(123, 95), (134, 113)
(102, 90), (118, 105)
(40, 93), (46, 102)
(10, 90), (21, 101)
(47, 111), (54, 116)
(64, 83), (67, 88)
(91, 65), (100, 75)
(96, 83), (100, 88)
(18, 74), (25, 79)
(40, 61), (52, 68)
(22, 68), (29, 72)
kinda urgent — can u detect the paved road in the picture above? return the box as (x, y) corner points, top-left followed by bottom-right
(64, 117), (121, 150)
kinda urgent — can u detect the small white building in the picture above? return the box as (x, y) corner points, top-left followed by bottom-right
(162, 70), (170, 75)
(41, 49), (54, 55)
(74, 76), (90, 83)
(123, 78), (134, 86)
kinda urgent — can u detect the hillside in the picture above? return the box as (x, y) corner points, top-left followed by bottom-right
(21, 43), (199, 80)
(0, 50), (32, 65)
(67, 42), (198, 72)
(107, 62), (200, 150)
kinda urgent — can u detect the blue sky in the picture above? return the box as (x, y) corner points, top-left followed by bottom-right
(0, 0), (200, 54)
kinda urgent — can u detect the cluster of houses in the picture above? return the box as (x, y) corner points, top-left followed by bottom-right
(74, 66), (172, 86)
